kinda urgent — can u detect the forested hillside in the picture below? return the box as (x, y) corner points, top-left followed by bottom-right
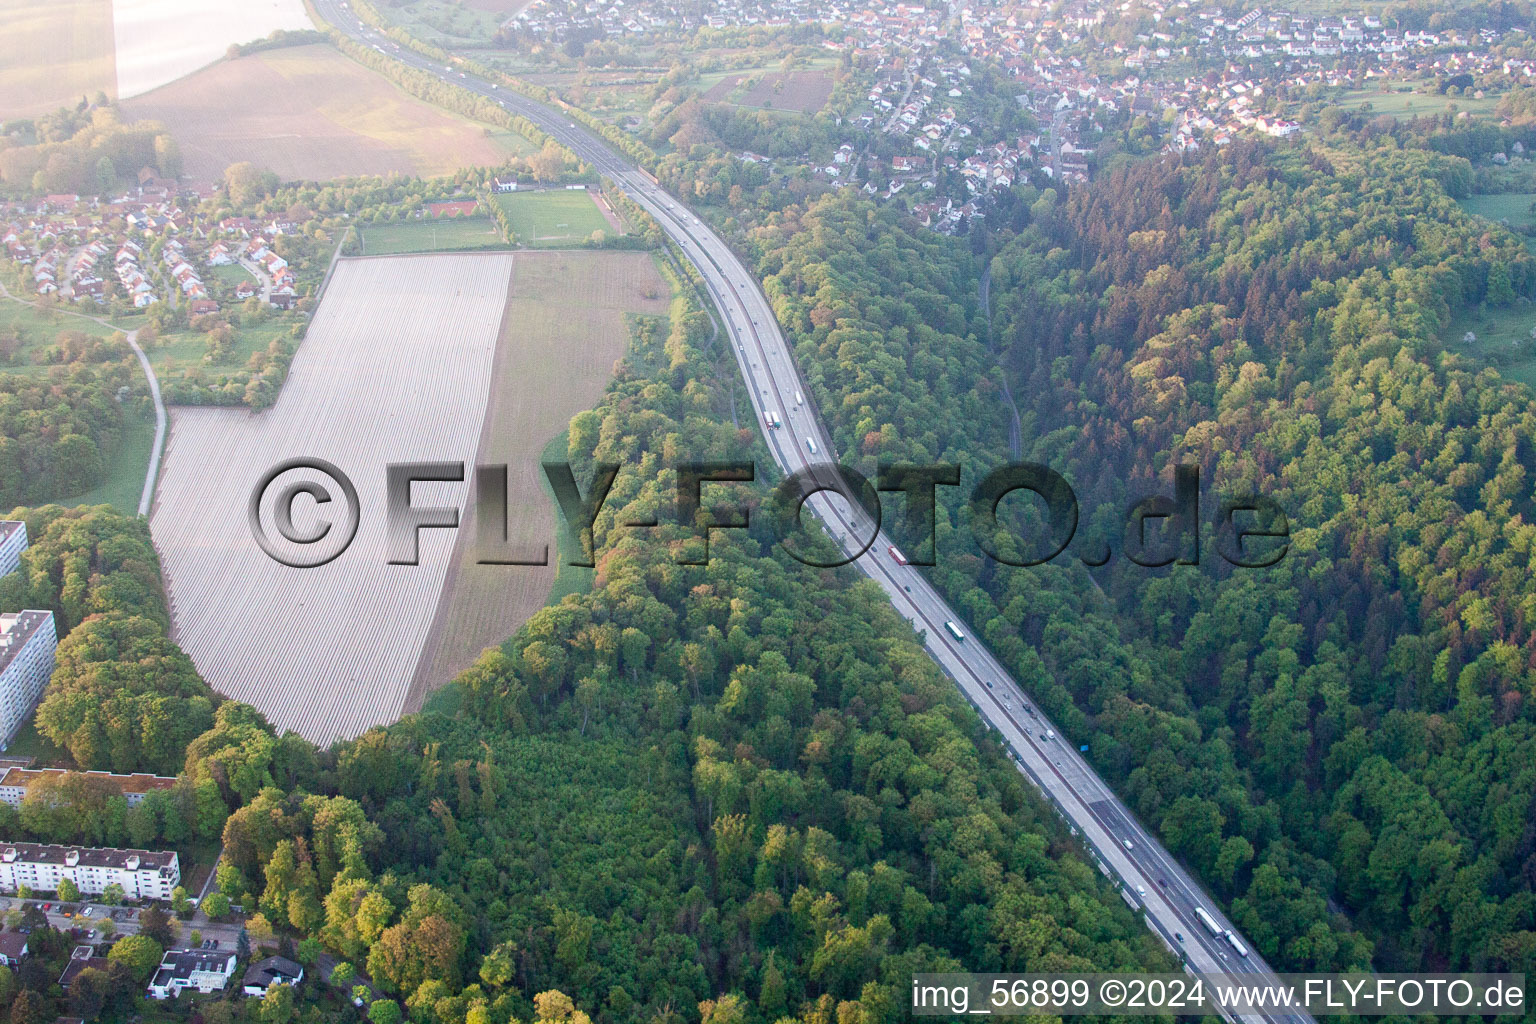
(750, 137), (1536, 973)
(202, 270), (1180, 1024)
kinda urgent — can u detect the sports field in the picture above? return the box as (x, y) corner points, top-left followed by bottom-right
(0, 0), (117, 119)
(494, 190), (613, 247)
(408, 250), (670, 707)
(123, 44), (534, 180)
(360, 216), (505, 255)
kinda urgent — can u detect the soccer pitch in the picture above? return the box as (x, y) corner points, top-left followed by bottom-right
(494, 189), (613, 246)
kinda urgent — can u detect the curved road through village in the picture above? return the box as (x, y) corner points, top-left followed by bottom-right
(309, 6), (1314, 1018)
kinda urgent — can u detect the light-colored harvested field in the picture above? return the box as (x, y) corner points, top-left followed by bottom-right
(151, 254), (513, 744)
(123, 44), (532, 181)
(0, 0), (117, 119)
(112, 0), (311, 100)
(409, 251), (669, 708)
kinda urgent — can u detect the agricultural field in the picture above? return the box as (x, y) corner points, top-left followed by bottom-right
(111, 0), (312, 99)
(360, 215), (506, 255)
(150, 254), (513, 744)
(700, 65), (836, 114)
(494, 189), (614, 247)
(123, 44), (535, 180)
(0, 0), (117, 119)
(408, 251), (670, 708)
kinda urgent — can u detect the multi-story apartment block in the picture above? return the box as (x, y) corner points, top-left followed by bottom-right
(0, 611), (57, 749)
(0, 522), (26, 579)
(0, 768), (177, 808)
(0, 843), (180, 900)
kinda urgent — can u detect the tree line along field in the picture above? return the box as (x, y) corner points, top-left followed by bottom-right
(408, 250), (671, 709)
(150, 253), (512, 745)
(122, 44), (536, 180)
(0, 0), (117, 120)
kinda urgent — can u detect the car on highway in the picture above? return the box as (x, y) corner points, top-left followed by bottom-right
(1136, 885), (1146, 897)
(1122, 839), (1134, 851)
(1175, 932), (1184, 943)
(985, 680), (993, 688)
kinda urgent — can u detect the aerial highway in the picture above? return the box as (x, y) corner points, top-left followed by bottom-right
(309, 4), (1313, 1019)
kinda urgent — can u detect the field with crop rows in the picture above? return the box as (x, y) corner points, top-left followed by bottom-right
(408, 251), (669, 707)
(150, 254), (512, 744)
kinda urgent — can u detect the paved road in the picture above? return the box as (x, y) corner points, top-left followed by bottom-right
(307, 6), (1314, 1020)
(0, 896), (243, 948)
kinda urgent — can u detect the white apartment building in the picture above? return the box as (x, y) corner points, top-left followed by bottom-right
(0, 843), (180, 900)
(0, 610), (57, 749)
(0, 522), (26, 579)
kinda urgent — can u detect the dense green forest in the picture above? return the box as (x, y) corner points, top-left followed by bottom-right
(0, 506), (321, 1020)
(185, 271), (1182, 1024)
(3, 66), (1536, 1023)
(0, 361), (144, 507)
(746, 137), (1536, 974)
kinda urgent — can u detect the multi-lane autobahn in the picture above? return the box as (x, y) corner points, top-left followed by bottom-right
(308, 5), (1313, 1019)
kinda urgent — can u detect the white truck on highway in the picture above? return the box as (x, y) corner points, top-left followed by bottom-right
(1195, 906), (1222, 936)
